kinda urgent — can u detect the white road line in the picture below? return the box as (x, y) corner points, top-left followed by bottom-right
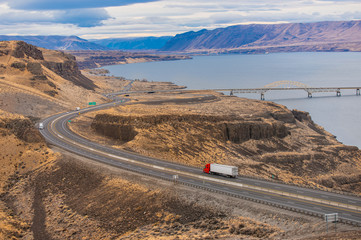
(153, 165), (165, 170)
(46, 103), (361, 214)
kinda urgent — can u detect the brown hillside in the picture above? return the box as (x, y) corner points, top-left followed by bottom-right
(0, 77), (360, 238)
(0, 41), (106, 117)
(71, 92), (361, 194)
(1, 41), (97, 90)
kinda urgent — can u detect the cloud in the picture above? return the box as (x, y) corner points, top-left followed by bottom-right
(1, 0), (361, 38)
(0, 0), (157, 27)
(54, 9), (111, 27)
(0, 8), (110, 27)
(0, 0), (158, 10)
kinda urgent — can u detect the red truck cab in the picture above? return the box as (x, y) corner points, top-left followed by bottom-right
(203, 163), (211, 174)
(203, 163), (238, 178)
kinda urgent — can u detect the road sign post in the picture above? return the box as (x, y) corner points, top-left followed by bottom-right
(172, 174), (179, 183)
(325, 213), (338, 233)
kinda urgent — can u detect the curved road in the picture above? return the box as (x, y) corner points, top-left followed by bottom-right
(40, 98), (361, 226)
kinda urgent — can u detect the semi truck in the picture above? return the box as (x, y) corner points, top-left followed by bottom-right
(203, 163), (238, 178)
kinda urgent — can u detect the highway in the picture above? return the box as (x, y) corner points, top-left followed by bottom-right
(40, 98), (361, 226)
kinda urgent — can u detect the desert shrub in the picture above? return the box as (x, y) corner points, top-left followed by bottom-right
(11, 62), (26, 71)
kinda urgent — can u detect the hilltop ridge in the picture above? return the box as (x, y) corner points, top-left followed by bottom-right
(161, 20), (361, 53)
(0, 41), (104, 117)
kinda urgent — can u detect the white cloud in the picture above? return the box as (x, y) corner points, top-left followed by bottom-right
(0, 0), (360, 38)
(0, 0), (158, 10)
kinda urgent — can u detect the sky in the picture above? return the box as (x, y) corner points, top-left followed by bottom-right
(0, 0), (360, 39)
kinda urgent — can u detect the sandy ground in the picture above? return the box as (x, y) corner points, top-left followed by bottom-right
(1, 42), (361, 238)
(69, 90), (361, 195)
(51, 147), (361, 240)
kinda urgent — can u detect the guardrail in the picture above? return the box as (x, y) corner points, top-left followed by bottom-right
(62, 150), (361, 227)
(45, 86), (361, 227)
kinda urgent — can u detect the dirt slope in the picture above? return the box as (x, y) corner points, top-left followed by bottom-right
(3, 147), (359, 239)
(72, 92), (361, 194)
(0, 110), (57, 239)
(1, 42), (360, 238)
(0, 80), (360, 238)
(0, 41), (106, 117)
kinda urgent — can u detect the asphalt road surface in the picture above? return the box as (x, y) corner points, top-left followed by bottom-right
(40, 99), (361, 226)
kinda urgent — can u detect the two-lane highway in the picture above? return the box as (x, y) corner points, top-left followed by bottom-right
(40, 99), (361, 226)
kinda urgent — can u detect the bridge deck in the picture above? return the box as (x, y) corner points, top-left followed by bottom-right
(217, 87), (361, 92)
(217, 87), (361, 100)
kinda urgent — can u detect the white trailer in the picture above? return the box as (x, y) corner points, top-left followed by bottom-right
(203, 163), (238, 178)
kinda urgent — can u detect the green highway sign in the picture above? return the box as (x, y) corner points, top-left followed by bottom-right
(88, 102), (96, 105)
(68, 120), (71, 123)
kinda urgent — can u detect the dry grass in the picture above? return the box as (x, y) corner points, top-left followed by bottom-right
(0, 41), (109, 117)
(0, 111), (57, 239)
(71, 91), (361, 194)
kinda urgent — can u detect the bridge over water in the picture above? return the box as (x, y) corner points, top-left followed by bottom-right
(108, 80), (361, 100)
(218, 81), (361, 100)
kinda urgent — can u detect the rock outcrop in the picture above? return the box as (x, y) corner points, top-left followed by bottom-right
(12, 41), (44, 60)
(82, 94), (361, 193)
(0, 117), (43, 143)
(42, 52), (97, 90)
(91, 114), (289, 143)
(3, 41), (97, 90)
(0, 41), (97, 91)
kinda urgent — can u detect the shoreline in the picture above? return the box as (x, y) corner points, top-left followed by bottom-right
(97, 52), (361, 149)
(69, 50), (192, 70)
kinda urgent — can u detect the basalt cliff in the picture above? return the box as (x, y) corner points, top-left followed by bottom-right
(0, 41), (105, 117)
(86, 93), (361, 194)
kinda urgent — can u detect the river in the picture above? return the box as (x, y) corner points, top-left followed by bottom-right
(103, 52), (361, 148)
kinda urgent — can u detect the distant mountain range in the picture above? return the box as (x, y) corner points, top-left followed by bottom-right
(2, 20), (361, 53)
(0, 35), (108, 51)
(91, 36), (172, 50)
(0, 35), (171, 51)
(160, 20), (361, 53)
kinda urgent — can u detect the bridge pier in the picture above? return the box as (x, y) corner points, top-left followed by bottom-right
(225, 83), (361, 99)
(337, 89), (341, 97)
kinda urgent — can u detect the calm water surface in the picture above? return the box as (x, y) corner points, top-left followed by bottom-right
(103, 53), (361, 148)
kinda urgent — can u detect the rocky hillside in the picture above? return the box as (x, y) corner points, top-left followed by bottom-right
(0, 41), (106, 117)
(1, 41), (97, 90)
(0, 109), (284, 239)
(161, 20), (361, 53)
(0, 35), (108, 50)
(79, 93), (361, 194)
